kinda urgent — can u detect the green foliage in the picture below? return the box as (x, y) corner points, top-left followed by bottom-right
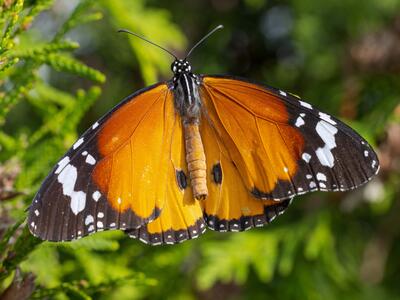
(1, 0), (399, 299)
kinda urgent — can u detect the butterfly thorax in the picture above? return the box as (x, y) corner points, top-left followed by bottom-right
(171, 59), (202, 121)
(171, 59), (208, 200)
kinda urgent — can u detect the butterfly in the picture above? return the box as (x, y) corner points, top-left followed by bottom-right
(28, 25), (379, 245)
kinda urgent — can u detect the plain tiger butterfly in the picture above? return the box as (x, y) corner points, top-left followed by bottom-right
(28, 25), (379, 245)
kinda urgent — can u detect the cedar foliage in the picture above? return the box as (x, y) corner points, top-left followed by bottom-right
(1, 0), (399, 299)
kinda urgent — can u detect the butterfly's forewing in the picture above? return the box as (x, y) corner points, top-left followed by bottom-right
(28, 83), (175, 241)
(125, 116), (206, 245)
(200, 76), (379, 201)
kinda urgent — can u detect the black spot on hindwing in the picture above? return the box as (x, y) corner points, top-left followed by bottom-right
(212, 163), (222, 184)
(176, 169), (188, 190)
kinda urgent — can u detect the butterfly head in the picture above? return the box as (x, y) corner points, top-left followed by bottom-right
(171, 59), (192, 76)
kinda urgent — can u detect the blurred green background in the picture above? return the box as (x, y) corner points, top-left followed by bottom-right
(1, 0), (400, 299)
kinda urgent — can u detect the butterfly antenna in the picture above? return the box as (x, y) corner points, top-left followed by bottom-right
(118, 29), (178, 60)
(185, 24), (224, 59)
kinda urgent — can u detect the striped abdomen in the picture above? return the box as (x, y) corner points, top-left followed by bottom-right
(183, 122), (208, 200)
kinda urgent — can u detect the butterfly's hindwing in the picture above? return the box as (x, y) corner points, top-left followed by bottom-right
(126, 114), (206, 245)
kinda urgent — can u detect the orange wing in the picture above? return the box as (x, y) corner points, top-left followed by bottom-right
(200, 76), (379, 202)
(29, 83), (177, 241)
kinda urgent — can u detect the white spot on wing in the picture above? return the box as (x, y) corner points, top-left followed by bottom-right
(85, 154), (96, 165)
(92, 122), (99, 129)
(295, 116), (305, 127)
(306, 174), (313, 179)
(279, 90), (287, 96)
(88, 225), (94, 232)
(364, 150), (369, 157)
(55, 157), (70, 174)
(315, 121), (338, 168)
(319, 112), (337, 125)
(73, 138), (84, 150)
(372, 160), (377, 168)
(97, 221), (104, 228)
(302, 153), (311, 163)
(82, 151), (88, 156)
(299, 100), (312, 109)
(316, 173), (327, 181)
(34, 209), (39, 216)
(85, 215), (94, 225)
(57, 164), (86, 215)
(283, 167), (289, 173)
(309, 181), (317, 188)
(97, 212), (104, 218)
(92, 191), (101, 201)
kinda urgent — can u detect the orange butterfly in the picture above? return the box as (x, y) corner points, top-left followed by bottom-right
(28, 25), (379, 245)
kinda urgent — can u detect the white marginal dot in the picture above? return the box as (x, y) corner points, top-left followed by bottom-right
(300, 113), (306, 117)
(78, 231), (82, 235)
(31, 222), (35, 227)
(316, 173), (327, 181)
(88, 225), (94, 232)
(73, 138), (84, 150)
(55, 156), (70, 174)
(34, 209), (39, 216)
(97, 212), (104, 218)
(85, 154), (96, 165)
(364, 150), (369, 157)
(299, 100), (312, 109)
(302, 153), (311, 163)
(298, 187), (304, 192)
(279, 90), (287, 97)
(85, 215), (94, 225)
(92, 191), (101, 201)
(309, 181), (317, 188)
(110, 223), (116, 227)
(92, 122), (99, 129)
(306, 174), (313, 179)
(82, 151), (88, 156)
(372, 160), (377, 168)
(295, 116), (305, 127)
(319, 182), (327, 188)
(97, 221), (104, 228)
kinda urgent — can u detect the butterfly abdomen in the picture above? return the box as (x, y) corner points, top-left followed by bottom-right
(183, 121), (208, 200)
